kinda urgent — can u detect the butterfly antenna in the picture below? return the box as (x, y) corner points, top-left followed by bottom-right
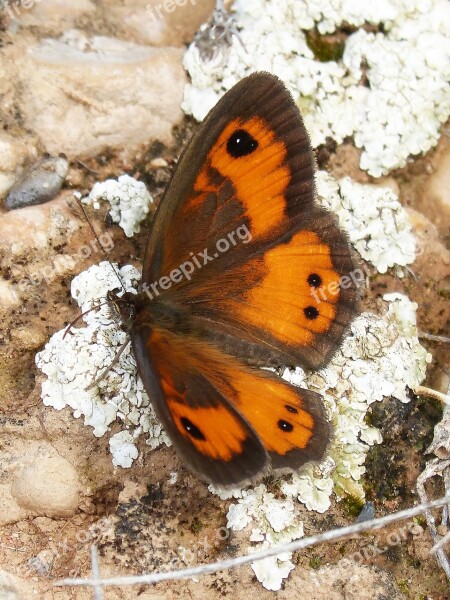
(85, 339), (131, 391)
(63, 298), (129, 339)
(63, 302), (109, 339)
(73, 197), (127, 295)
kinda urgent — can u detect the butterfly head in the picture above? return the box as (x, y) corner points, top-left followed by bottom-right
(106, 290), (137, 333)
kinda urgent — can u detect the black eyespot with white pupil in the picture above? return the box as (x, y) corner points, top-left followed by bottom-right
(304, 305), (319, 320)
(278, 419), (294, 433)
(227, 129), (258, 158)
(308, 273), (322, 288)
(180, 417), (205, 441)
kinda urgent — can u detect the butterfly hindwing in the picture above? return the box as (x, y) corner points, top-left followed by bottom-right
(131, 323), (330, 487)
(169, 213), (357, 370)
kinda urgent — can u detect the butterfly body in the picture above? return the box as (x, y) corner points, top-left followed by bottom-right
(115, 73), (359, 488)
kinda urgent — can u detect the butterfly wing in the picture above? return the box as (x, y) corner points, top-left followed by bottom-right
(132, 323), (330, 487)
(142, 72), (358, 371)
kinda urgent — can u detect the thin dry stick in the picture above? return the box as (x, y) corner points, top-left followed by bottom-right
(419, 332), (450, 344)
(417, 463), (450, 578)
(432, 529), (450, 552)
(91, 545), (103, 600)
(56, 495), (450, 590)
(414, 386), (450, 406)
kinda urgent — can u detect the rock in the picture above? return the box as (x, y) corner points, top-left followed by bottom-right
(5, 156), (68, 210)
(421, 143), (450, 236)
(0, 194), (83, 294)
(26, 550), (54, 576)
(0, 132), (38, 201)
(0, 279), (20, 309)
(105, 0), (216, 47)
(407, 208), (450, 280)
(406, 208), (450, 332)
(356, 501), (376, 523)
(8, 0), (96, 32)
(32, 516), (61, 534)
(0, 485), (28, 525)
(11, 445), (81, 518)
(10, 31), (186, 158)
(10, 325), (48, 351)
(7, 0), (215, 48)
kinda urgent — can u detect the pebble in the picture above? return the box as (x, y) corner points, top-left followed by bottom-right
(11, 446), (80, 518)
(26, 551), (54, 576)
(5, 156), (68, 210)
(0, 132), (38, 200)
(356, 501), (376, 523)
(150, 157), (169, 168)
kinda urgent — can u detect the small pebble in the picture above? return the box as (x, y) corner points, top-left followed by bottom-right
(26, 551), (54, 576)
(5, 156), (68, 210)
(150, 157), (168, 168)
(356, 502), (376, 523)
(11, 447), (80, 518)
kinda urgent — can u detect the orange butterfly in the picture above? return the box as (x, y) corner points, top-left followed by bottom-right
(116, 72), (359, 488)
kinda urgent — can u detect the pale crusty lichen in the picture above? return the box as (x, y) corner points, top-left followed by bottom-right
(83, 175), (153, 238)
(316, 172), (416, 274)
(183, 0), (450, 177)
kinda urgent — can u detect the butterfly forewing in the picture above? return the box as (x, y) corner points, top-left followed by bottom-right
(141, 72), (358, 370)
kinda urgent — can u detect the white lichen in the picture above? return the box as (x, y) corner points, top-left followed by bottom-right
(109, 431), (139, 468)
(183, 0), (450, 177)
(226, 484), (303, 590)
(35, 261), (170, 454)
(83, 175), (153, 237)
(316, 173), (416, 274)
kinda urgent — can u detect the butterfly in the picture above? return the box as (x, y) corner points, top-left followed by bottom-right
(114, 72), (359, 488)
